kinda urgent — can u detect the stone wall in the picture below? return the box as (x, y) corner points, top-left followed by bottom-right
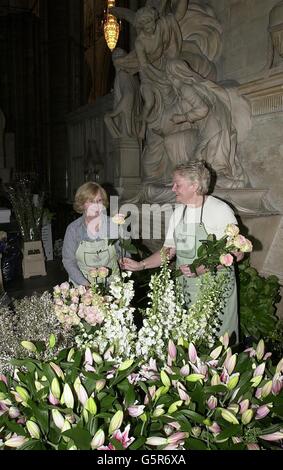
(203, 0), (279, 83)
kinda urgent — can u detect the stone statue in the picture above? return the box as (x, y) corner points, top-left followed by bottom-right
(111, 1), (250, 200)
(104, 48), (142, 139)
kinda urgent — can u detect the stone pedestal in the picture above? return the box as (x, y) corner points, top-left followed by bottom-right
(114, 137), (141, 200)
(22, 241), (47, 279)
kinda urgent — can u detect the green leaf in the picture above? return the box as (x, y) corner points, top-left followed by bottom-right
(19, 439), (47, 450)
(129, 436), (146, 450)
(216, 424), (242, 440)
(110, 437), (125, 450)
(178, 410), (205, 424)
(62, 428), (92, 450)
(29, 402), (49, 434)
(185, 438), (208, 450)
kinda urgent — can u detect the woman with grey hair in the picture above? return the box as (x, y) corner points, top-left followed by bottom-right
(121, 160), (241, 342)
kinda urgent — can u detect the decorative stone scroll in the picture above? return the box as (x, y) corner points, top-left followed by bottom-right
(238, 71), (283, 116)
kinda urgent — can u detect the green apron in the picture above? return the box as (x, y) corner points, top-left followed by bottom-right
(174, 200), (239, 342)
(75, 239), (120, 286)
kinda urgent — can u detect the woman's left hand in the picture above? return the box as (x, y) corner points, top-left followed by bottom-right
(195, 264), (209, 276)
(180, 265), (196, 277)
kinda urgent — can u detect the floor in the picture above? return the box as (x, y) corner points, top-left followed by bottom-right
(4, 259), (68, 300)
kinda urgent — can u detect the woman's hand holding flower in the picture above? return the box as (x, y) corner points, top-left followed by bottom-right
(119, 257), (141, 272)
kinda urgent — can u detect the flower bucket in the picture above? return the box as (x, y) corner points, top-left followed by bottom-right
(22, 240), (47, 279)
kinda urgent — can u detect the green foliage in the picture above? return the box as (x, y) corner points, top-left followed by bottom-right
(239, 259), (282, 351)
(0, 337), (282, 451)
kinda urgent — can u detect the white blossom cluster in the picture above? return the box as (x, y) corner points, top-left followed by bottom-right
(75, 273), (137, 363)
(136, 254), (230, 361)
(181, 270), (229, 349)
(136, 256), (187, 361)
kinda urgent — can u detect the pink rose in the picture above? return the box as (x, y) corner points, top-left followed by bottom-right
(219, 253), (234, 267)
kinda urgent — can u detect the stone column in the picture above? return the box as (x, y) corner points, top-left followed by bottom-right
(114, 137), (141, 200)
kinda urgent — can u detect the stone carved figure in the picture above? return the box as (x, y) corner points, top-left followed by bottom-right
(104, 48), (142, 139)
(269, 1), (283, 68)
(111, 1), (250, 198)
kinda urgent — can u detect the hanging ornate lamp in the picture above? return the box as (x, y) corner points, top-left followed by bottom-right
(103, 1), (120, 51)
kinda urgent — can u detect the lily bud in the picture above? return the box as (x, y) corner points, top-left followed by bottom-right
(51, 377), (61, 399)
(62, 384), (74, 409)
(34, 380), (44, 392)
(227, 373), (240, 390)
(85, 397), (97, 415)
(109, 410), (123, 435)
(95, 379), (106, 393)
(152, 405), (165, 417)
(210, 345), (223, 360)
(77, 384), (88, 406)
(224, 353), (237, 375)
(92, 352), (103, 365)
(160, 370), (171, 387)
(275, 357), (283, 374)
(168, 340), (177, 361)
(61, 420), (71, 442)
(253, 363), (265, 378)
(256, 339), (265, 361)
(188, 343), (197, 363)
(259, 431), (283, 441)
(241, 409), (253, 425)
(168, 400), (183, 414)
(186, 373), (205, 383)
(67, 348), (75, 362)
(180, 364), (190, 376)
(272, 373), (283, 395)
(127, 404), (145, 417)
(211, 373), (221, 386)
(221, 409), (239, 425)
(251, 376), (263, 388)
(118, 359), (134, 371)
(239, 399), (250, 414)
(247, 443), (260, 450)
(220, 332), (229, 348)
(21, 341), (37, 353)
(8, 407), (20, 419)
(261, 380), (272, 398)
(91, 429), (105, 450)
(145, 436), (168, 446)
(84, 348), (93, 366)
(26, 420), (41, 439)
(52, 409), (65, 430)
(255, 405), (270, 420)
(167, 431), (188, 445)
(50, 362), (65, 379)
(228, 404), (239, 414)
(15, 386), (30, 403)
(5, 435), (28, 448)
(207, 395), (217, 410)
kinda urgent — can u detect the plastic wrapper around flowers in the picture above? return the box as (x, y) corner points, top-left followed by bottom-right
(1, 232), (22, 282)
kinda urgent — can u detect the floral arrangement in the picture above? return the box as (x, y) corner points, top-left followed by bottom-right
(136, 251), (229, 360)
(189, 223), (253, 274)
(0, 292), (74, 374)
(7, 179), (45, 242)
(0, 335), (282, 451)
(53, 272), (137, 364)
